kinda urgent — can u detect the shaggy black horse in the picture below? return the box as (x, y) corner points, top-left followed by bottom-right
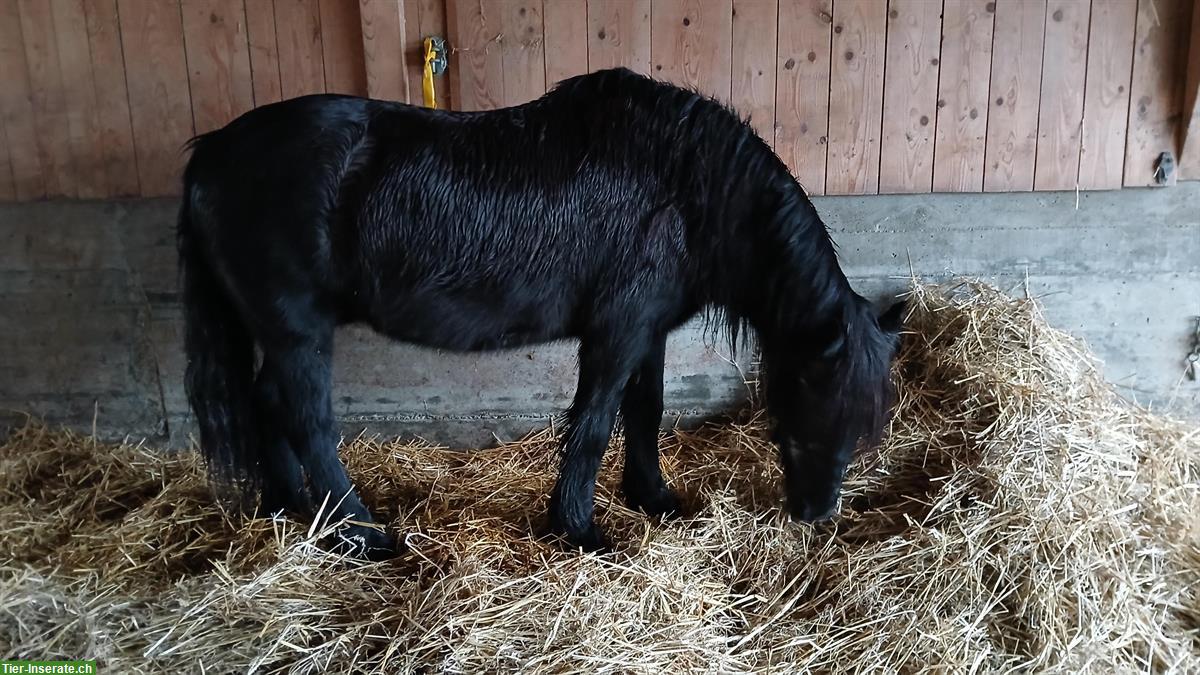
(179, 67), (904, 558)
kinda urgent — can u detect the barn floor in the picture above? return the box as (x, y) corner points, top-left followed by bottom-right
(1, 281), (1197, 673)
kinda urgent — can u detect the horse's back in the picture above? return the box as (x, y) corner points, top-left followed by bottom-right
(181, 69), (753, 349)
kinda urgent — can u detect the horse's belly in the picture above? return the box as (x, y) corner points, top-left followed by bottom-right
(366, 290), (573, 352)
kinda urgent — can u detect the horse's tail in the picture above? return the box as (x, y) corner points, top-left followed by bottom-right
(178, 166), (262, 506)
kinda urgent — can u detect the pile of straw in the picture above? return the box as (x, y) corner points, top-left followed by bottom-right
(1, 281), (1197, 673)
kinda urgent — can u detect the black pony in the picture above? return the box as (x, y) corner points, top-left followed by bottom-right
(179, 67), (904, 558)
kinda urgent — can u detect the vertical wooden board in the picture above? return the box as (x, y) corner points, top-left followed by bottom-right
(181, 0), (256, 134)
(83, 0), (139, 196)
(878, 0), (941, 194)
(1032, 0), (1090, 191)
(983, 0), (1045, 192)
(932, 0), (995, 193)
(320, 0), (368, 95)
(826, 0), (885, 195)
(544, 0), (588, 87)
(500, 1), (546, 105)
(1125, 0), (1193, 186)
(403, 0), (423, 103)
(417, 0), (451, 107)
(587, 0), (651, 73)
(360, 0), (408, 101)
(245, 0), (284, 105)
(1181, 2), (1200, 179)
(774, 0), (832, 195)
(651, 0), (733, 102)
(0, 0), (43, 199)
(1078, 0), (1135, 190)
(118, 0), (195, 196)
(732, 0), (777, 143)
(18, 0), (76, 198)
(51, 0), (107, 198)
(0, 122), (13, 200)
(446, 0), (505, 111)
(275, 0), (326, 98)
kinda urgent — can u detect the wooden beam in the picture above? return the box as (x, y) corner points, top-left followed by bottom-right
(1077, 0), (1137, 191)
(587, 0), (651, 75)
(774, 0), (832, 196)
(982, 0), (1045, 192)
(360, 0), (409, 101)
(1124, 0), (1192, 187)
(1033, 0), (1089, 192)
(544, 0), (588, 87)
(878, 0), (941, 194)
(1180, 3), (1200, 179)
(117, 0), (194, 197)
(732, 0), (779, 145)
(320, 0), (368, 96)
(826, 0), (886, 195)
(181, 0), (255, 134)
(932, 0), (995, 193)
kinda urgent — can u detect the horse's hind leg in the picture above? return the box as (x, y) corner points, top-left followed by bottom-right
(620, 336), (681, 518)
(254, 362), (313, 518)
(263, 332), (397, 559)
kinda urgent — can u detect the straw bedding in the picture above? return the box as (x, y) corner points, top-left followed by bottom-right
(1, 280), (1197, 673)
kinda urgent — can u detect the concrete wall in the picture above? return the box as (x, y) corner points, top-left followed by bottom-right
(2, 185), (1197, 446)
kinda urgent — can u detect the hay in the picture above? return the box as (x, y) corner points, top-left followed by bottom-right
(1, 280), (1197, 673)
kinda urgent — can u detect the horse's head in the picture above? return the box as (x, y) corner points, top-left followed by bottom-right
(764, 297), (906, 522)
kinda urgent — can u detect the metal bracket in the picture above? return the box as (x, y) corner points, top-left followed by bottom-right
(1153, 151), (1176, 186)
(1183, 315), (1200, 381)
(426, 36), (448, 76)
(1186, 316), (1200, 381)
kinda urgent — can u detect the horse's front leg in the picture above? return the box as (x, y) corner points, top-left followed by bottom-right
(620, 336), (681, 518)
(548, 333), (648, 551)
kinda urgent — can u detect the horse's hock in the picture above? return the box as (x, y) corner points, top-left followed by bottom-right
(2, 183), (1196, 446)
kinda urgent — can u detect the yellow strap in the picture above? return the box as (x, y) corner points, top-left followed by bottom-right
(422, 38), (437, 109)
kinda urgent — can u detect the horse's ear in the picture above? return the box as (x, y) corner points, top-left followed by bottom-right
(878, 299), (907, 334)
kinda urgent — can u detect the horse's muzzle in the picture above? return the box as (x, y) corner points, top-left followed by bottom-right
(779, 437), (844, 523)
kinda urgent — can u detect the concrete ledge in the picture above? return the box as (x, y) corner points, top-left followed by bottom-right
(2, 184), (1196, 447)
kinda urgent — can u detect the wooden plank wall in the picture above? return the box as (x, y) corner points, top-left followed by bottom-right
(0, 0), (1196, 200)
(0, 0), (409, 199)
(445, 0), (1196, 195)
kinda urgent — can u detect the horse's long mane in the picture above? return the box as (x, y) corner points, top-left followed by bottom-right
(545, 69), (841, 353)
(548, 70), (897, 454)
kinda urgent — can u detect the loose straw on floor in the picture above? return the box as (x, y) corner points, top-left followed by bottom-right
(1, 280), (1197, 673)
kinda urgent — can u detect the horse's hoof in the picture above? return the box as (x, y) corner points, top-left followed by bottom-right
(547, 520), (611, 553)
(332, 524), (400, 561)
(258, 492), (315, 520)
(624, 483), (683, 520)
